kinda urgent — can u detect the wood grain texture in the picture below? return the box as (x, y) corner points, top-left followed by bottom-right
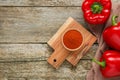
(0, 44), (97, 62)
(0, 0), (119, 6)
(8, 78), (25, 80)
(0, 0), (83, 6)
(0, 60), (92, 80)
(0, 7), (87, 43)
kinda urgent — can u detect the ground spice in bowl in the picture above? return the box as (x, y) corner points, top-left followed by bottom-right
(62, 29), (83, 51)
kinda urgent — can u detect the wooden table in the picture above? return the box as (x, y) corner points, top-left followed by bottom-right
(0, 0), (119, 80)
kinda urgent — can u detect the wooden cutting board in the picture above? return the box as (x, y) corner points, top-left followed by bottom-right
(47, 17), (97, 69)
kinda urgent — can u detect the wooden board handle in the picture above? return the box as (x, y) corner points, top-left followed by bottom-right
(47, 45), (70, 69)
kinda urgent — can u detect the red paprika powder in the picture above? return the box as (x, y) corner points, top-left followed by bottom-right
(63, 29), (83, 50)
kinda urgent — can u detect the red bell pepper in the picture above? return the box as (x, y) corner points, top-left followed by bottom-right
(93, 50), (120, 78)
(103, 15), (120, 50)
(82, 0), (111, 24)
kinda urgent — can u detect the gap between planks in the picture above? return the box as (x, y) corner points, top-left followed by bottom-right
(0, 42), (47, 44)
(0, 42), (98, 44)
(0, 59), (91, 63)
(0, 6), (82, 7)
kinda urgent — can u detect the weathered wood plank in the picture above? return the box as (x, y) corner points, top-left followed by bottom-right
(8, 78), (26, 80)
(0, 7), (88, 43)
(0, 60), (92, 80)
(0, 0), (119, 6)
(0, 71), (8, 80)
(0, 0), (83, 6)
(0, 44), (97, 62)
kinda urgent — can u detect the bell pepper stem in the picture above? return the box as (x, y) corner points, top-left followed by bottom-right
(112, 15), (118, 26)
(91, 2), (103, 14)
(92, 58), (106, 68)
(94, 5), (100, 13)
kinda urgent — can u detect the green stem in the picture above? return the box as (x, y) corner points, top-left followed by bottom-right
(91, 2), (103, 14)
(93, 5), (100, 13)
(92, 58), (106, 68)
(112, 15), (118, 26)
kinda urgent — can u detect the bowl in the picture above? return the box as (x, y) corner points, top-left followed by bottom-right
(61, 28), (84, 51)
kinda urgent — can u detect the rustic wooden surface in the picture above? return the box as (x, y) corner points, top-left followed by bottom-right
(0, 0), (119, 80)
